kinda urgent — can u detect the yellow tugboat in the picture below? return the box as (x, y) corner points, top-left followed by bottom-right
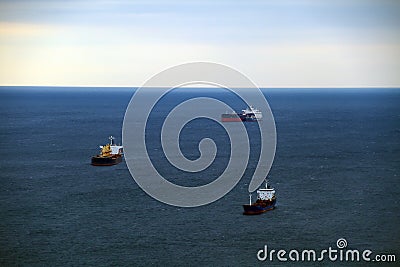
(91, 136), (123, 166)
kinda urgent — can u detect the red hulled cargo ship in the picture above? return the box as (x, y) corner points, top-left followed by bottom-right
(221, 106), (262, 122)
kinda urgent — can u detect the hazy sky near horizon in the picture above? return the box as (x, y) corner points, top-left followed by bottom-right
(0, 0), (399, 87)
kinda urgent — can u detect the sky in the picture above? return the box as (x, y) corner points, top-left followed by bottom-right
(0, 0), (399, 87)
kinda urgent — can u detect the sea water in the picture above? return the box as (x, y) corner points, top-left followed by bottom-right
(0, 87), (399, 266)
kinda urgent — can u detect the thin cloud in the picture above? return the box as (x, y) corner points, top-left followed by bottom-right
(0, 0), (399, 86)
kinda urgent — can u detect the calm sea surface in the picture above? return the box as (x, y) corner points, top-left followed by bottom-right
(0, 87), (399, 266)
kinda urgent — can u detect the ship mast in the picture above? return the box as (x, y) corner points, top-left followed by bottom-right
(109, 135), (115, 145)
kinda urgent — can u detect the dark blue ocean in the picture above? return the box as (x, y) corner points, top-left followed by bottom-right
(0, 87), (399, 266)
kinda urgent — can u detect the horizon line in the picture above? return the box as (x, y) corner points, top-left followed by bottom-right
(1, 85), (400, 89)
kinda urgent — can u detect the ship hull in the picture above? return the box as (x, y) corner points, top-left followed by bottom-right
(221, 113), (242, 122)
(91, 155), (122, 166)
(221, 117), (243, 122)
(243, 199), (276, 215)
(241, 115), (259, 122)
(221, 113), (260, 122)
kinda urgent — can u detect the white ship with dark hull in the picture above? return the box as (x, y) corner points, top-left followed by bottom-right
(243, 180), (276, 215)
